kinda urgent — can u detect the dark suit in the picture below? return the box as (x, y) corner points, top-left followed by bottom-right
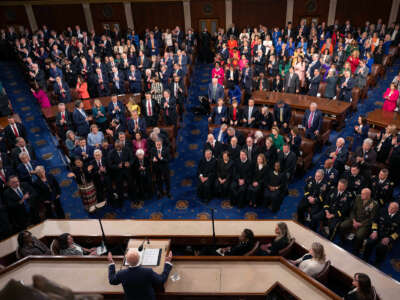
(210, 106), (228, 125)
(197, 157), (217, 202)
(127, 117), (147, 136)
(11, 145), (36, 167)
(55, 111), (73, 141)
(16, 160), (39, 183)
(73, 145), (94, 161)
(273, 104), (291, 127)
(308, 75), (321, 96)
(108, 101), (126, 124)
(4, 123), (27, 146)
(278, 151), (297, 181)
(108, 263), (172, 300)
(327, 145), (348, 174)
(150, 147), (171, 195)
(283, 73), (300, 93)
(33, 174), (65, 219)
(161, 97), (177, 126)
(208, 83), (224, 103)
(110, 71), (126, 94)
(88, 157), (114, 205)
(242, 106), (260, 128)
(53, 81), (71, 103)
(127, 69), (142, 93)
(302, 109), (323, 140)
(141, 98), (159, 127)
(94, 72), (110, 97)
(339, 77), (354, 102)
(212, 128), (228, 144)
(324, 76), (338, 99)
(72, 108), (90, 137)
(228, 106), (242, 125)
(271, 78), (283, 92)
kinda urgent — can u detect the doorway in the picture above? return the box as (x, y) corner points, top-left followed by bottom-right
(199, 19), (218, 35)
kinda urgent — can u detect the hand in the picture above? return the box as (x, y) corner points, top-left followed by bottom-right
(67, 172), (76, 178)
(381, 237), (390, 246)
(239, 179), (245, 186)
(308, 196), (315, 204)
(118, 163), (123, 168)
(165, 251), (173, 262)
(314, 130), (319, 135)
(87, 165), (93, 172)
(124, 162), (130, 168)
(370, 231), (378, 240)
(22, 193), (30, 201)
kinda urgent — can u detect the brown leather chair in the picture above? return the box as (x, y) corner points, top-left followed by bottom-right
(389, 46), (399, 57)
(278, 238), (295, 257)
(351, 87), (360, 110)
(314, 260), (331, 283)
(244, 241), (260, 256)
(318, 81), (327, 97)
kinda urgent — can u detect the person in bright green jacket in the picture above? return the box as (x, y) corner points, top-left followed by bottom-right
(270, 126), (285, 151)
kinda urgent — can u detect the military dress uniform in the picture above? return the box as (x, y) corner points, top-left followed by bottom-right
(370, 175), (394, 207)
(296, 176), (327, 225)
(312, 188), (353, 239)
(323, 167), (339, 191)
(363, 208), (400, 264)
(342, 171), (366, 198)
(339, 196), (378, 253)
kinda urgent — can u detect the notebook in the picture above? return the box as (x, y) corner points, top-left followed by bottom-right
(123, 248), (162, 266)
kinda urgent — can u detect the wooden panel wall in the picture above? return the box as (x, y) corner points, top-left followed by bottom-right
(33, 4), (86, 32)
(190, 0), (225, 31)
(293, 0), (330, 25)
(232, 0), (286, 29)
(0, 5), (29, 29)
(335, 0), (392, 26)
(132, 1), (184, 35)
(90, 2), (126, 34)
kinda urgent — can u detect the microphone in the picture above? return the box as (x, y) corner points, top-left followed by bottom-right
(138, 237), (148, 251)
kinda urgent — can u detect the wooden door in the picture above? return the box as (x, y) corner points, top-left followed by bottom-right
(199, 19), (218, 35)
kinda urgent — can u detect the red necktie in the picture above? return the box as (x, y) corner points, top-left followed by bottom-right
(308, 112), (314, 128)
(147, 101), (152, 116)
(233, 108), (237, 120)
(12, 124), (19, 137)
(62, 112), (65, 120)
(0, 170), (5, 183)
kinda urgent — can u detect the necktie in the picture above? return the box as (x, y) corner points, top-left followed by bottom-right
(26, 163), (33, 172)
(308, 112), (314, 128)
(97, 160), (102, 167)
(218, 130), (223, 142)
(118, 151), (122, 158)
(147, 101), (152, 116)
(280, 108), (283, 122)
(248, 147), (252, 161)
(12, 124), (19, 137)
(61, 112), (65, 120)
(0, 170), (5, 183)
(16, 188), (23, 199)
(158, 149), (161, 156)
(212, 86), (216, 99)
(165, 101), (169, 116)
(233, 108), (237, 120)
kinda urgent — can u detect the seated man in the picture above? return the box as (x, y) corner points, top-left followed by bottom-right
(208, 98), (227, 125)
(296, 169), (327, 225)
(352, 138), (377, 180)
(197, 149), (217, 203)
(370, 168), (394, 207)
(327, 137), (348, 175)
(322, 158), (339, 190)
(363, 202), (400, 265)
(339, 188), (378, 254)
(53, 76), (71, 103)
(312, 179), (353, 240)
(302, 102), (322, 140)
(218, 229), (255, 256)
(342, 164), (367, 198)
(213, 123), (228, 144)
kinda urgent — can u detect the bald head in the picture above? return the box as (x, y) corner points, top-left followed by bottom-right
(126, 249), (140, 266)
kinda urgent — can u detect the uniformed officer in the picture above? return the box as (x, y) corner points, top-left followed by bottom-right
(339, 188), (378, 254)
(342, 164), (366, 198)
(370, 169), (394, 207)
(363, 202), (399, 265)
(322, 159), (339, 191)
(296, 169), (327, 225)
(311, 178), (353, 239)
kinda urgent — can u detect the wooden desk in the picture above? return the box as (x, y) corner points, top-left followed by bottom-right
(41, 94), (139, 122)
(366, 108), (400, 129)
(0, 114), (21, 129)
(0, 256), (339, 299)
(251, 91), (351, 129)
(0, 220), (398, 299)
(126, 239), (171, 274)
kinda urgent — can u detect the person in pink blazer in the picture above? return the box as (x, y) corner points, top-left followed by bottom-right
(382, 83), (399, 112)
(211, 62), (224, 85)
(31, 85), (51, 108)
(132, 132), (148, 156)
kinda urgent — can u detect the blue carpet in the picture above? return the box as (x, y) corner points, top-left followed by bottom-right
(1, 60), (400, 281)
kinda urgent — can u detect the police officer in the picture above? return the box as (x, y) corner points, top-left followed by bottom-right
(370, 168), (394, 207)
(342, 164), (366, 198)
(312, 179), (353, 240)
(296, 169), (327, 225)
(363, 202), (399, 265)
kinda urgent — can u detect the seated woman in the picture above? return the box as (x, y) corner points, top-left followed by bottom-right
(31, 83), (51, 108)
(344, 273), (378, 300)
(58, 233), (97, 256)
(17, 230), (51, 258)
(258, 222), (291, 256)
(290, 242), (326, 277)
(218, 229), (255, 256)
(382, 83), (399, 112)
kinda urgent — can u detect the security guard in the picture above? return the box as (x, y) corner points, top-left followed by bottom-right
(296, 169), (327, 225)
(363, 202), (399, 265)
(311, 178), (353, 240)
(370, 169), (394, 207)
(339, 188), (378, 254)
(342, 164), (366, 198)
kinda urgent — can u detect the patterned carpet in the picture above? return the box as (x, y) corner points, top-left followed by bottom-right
(1, 60), (400, 281)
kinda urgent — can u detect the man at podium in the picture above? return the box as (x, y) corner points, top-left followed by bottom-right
(108, 249), (173, 300)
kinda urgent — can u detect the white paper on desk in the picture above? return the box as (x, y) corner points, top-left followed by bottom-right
(124, 248), (161, 266)
(216, 248), (225, 256)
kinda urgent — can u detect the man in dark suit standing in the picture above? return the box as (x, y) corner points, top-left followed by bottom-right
(4, 115), (27, 147)
(142, 92), (159, 127)
(197, 149), (217, 203)
(170, 75), (185, 115)
(227, 24), (239, 38)
(151, 139), (171, 198)
(161, 90), (177, 126)
(242, 99), (259, 128)
(278, 144), (297, 182)
(94, 67), (110, 97)
(241, 63), (253, 105)
(127, 110), (147, 136)
(11, 137), (36, 167)
(72, 100), (90, 138)
(302, 102), (323, 140)
(208, 78), (224, 104)
(55, 103), (73, 142)
(283, 67), (300, 94)
(209, 98), (227, 125)
(273, 100), (291, 131)
(308, 69), (321, 97)
(54, 76), (72, 103)
(110, 66), (125, 95)
(16, 152), (39, 183)
(108, 95), (126, 125)
(108, 249), (173, 300)
(339, 70), (354, 102)
(127, 64), (142, 94)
